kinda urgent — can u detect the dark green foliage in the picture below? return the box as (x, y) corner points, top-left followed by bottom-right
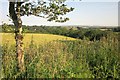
(1, 24), (14, 33)
(67, 29), (86, 39)
(84, 29), (108, 41)
(1, 24), (113, 41)
(112, 27), (120, 32)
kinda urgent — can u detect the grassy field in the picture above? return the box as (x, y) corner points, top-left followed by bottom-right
(0, 33), (76, 46)
(0, 32), (120, 78)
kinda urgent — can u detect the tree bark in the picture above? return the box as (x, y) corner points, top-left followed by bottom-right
(9, 2), (25, 72)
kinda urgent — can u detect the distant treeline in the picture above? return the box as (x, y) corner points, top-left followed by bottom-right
(1, 23), (119, 41)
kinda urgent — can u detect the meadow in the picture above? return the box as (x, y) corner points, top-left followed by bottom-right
(0, 31), (120, 78)
(0, 33), (76, 46)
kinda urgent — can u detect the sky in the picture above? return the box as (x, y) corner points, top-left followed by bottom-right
(0, 0), (119, 26)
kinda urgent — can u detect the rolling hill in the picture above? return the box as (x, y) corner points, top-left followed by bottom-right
(0, 33), (76, 47)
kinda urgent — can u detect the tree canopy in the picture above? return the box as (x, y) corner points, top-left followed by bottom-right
(9, 0), (74, 23)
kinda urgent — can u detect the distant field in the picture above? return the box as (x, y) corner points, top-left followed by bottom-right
(0, 33), (76, 46)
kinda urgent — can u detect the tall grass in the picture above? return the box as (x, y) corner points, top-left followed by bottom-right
(1, 32), (120, 78)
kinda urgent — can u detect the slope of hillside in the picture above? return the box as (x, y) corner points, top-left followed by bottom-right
(0, 33), (76, 46)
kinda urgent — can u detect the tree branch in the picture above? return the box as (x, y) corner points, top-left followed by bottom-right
(9, 2), (18, 27)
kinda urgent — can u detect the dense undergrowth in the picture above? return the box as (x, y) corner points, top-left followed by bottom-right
(0, 32), (120, 79)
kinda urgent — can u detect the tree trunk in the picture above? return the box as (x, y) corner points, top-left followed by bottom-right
(16, 4), (25, 72)
(9, 2), (25, 72)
